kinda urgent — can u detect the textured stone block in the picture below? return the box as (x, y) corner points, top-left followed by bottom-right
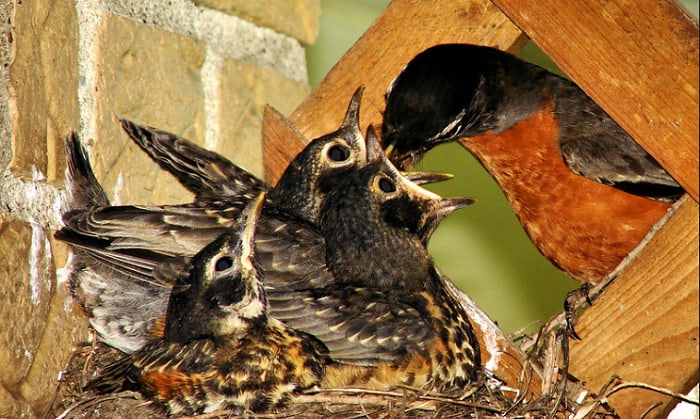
(0, 215), (90, 417)
(93, 13), (207, 205)
(217, 58), (310, 178)
(0, 385), (24, 418)
(0, 219), (49, 388)
(8, 0), (80, 181)
(193, 0), (320, 45)
(18, 238), (89, 417)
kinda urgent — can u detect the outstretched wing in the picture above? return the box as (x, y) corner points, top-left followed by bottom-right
(121, 119), (270, 201)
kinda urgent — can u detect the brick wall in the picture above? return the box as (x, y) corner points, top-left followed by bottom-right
(0, 0), (318, 416)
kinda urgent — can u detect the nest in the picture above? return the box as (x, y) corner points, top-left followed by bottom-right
(50, 274), (697, 418)
(50, 329), (626, 419)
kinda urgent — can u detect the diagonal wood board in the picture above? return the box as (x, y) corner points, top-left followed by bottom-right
(262, 0), (699, 415)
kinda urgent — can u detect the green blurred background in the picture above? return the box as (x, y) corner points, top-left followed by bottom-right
(304, 1), (699, 334)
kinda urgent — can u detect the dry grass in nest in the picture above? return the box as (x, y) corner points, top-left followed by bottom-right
(50, 331), (649, 418)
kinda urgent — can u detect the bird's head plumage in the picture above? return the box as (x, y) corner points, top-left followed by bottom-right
(271, 86), (369, 223)
(164, 193), (267, 342)
(382, 44), (504, 170)
(319, 129), (474, 291)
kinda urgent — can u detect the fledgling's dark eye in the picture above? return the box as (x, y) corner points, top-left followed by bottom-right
(378, 177), (396, 193)
(215, 256), (234, 271)
(328, 144), (350, 162)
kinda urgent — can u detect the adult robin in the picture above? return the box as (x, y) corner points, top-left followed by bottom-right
(86, 194), (332, 415)
(381, 44), (683, 283)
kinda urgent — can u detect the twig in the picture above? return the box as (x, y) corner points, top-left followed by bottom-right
(55, 391), (143, 419)
(547, 332), (569, 418)
(604, 381), (699, 405)
(306, 387), (506, 413)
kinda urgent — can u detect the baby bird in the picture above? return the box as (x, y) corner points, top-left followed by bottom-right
(86, 194), (331, 416)
(58, 88), (371, 352)
(306, 128), (481, 389)
(58, 89), (448, 353)
(382, 44), (682, 283)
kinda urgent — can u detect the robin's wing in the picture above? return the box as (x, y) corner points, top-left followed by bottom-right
(559, 132), (683, 201)
(268, 287), (433, 364)
(254, 214), (333, 290)
(57, 229), (190, 287)
(86, 339), (217, 394)
(60, 204), (237, 257)
(121, 119), (270, 201)
(60, 203), (332, 289)
(57, 204), (226, 352)
(554, 89), (683, 202)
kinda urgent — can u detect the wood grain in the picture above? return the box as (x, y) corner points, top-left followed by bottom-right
(263, 0), (527, 185)
(491, 0), (700, 201)
(261, 105), (309, 181)
(262, 0), (699, 414)
(569, 197), (699, 417)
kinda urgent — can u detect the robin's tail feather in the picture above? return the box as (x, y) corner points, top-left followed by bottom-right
(84, 353), (140, 394)
(59, 134), (172, 353)
(63, 133), (109, 210)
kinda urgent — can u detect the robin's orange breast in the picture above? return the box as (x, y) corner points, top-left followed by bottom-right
(461, 106), (672, 283)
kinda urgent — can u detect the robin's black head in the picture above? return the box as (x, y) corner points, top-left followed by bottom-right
(382, 44), (543, 170)
(270, 87), (369, 223)
(319, 128), (474, 291)
(164, 194), (267, 343)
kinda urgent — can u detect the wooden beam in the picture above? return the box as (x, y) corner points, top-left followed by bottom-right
(569, 197), (699, 417)
(263, 0), (700, 414)
(263, 0), (527, 184)
(491, 0), (700, 201)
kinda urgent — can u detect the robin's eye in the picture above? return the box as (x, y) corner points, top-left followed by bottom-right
(378, 177), (396, 193)
(327, 145), (350, 162)
(215, 256), (234, 272)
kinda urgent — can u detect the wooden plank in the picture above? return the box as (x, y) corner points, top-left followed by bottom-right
(263, 0), (700, 413)
(262, 0), (545, 397)
(569, 197), (699, 417)
(261, 105), (309, 181)
(490, 0), (700, 201)
(263, 0), (527, 184)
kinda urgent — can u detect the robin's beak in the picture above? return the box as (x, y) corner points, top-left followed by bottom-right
(385, 143), (423, 171)
(419, 196), (476, 245)
(403, 171), (454, 185)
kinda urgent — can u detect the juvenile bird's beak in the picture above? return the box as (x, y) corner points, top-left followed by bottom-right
(338, 86), (367, 158)
(238, 192), (266, 275)
(384, 142), (423, 171)
(404, 171), (454, 185)
(368, 125), (442, 183)
(419, 196), (476, 245)
(364, 124), (385, 163)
